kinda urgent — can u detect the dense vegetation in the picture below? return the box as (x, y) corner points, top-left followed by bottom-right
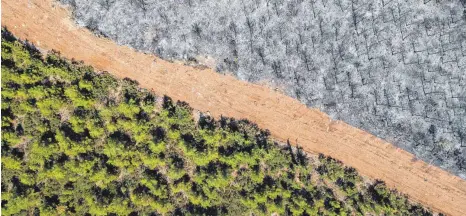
(1, 29), (434, 215)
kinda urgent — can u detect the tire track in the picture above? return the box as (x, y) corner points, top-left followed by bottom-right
(2, 0), (466, 215)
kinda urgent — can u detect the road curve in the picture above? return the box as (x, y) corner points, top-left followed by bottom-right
(2, 0), (466, 215)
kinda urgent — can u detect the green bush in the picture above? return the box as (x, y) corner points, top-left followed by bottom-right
(1, 28), (432, 216)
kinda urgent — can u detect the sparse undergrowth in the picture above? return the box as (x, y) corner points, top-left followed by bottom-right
(1, 29), (434, 215)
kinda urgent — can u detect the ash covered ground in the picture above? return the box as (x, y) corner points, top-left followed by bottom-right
(61, 0), (466, 178)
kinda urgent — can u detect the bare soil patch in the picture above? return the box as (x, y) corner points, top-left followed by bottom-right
(2, 0), (466, 215)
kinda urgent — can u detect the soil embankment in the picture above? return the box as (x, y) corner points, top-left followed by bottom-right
(2, 0), (466, 215)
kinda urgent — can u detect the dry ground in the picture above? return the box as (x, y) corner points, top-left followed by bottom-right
(2, 0), (466, 215)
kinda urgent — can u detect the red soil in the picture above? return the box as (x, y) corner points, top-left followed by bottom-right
(2, 0), (466, 215)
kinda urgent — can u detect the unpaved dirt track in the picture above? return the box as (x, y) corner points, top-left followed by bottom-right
(2, 0), (466, 215)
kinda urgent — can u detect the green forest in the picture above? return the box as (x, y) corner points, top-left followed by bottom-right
(1, 29), (434, 215)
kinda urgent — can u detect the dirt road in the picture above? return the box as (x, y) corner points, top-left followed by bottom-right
(2, 0), (466, 215)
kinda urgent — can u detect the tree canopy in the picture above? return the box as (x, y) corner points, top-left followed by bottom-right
(1, 28), (433, 215)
